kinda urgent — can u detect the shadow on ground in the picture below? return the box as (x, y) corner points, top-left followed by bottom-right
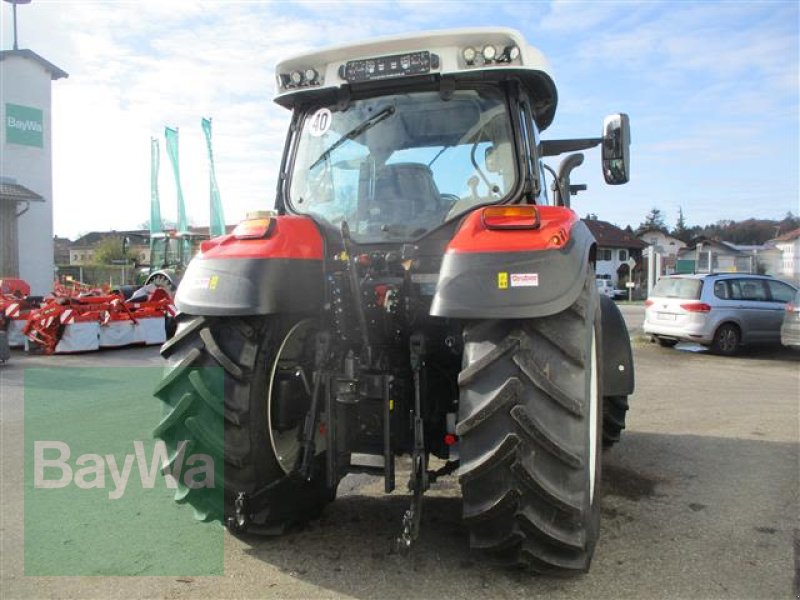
(227, 431), (797, 599)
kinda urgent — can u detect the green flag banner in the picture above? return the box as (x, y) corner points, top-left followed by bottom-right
(201, 118), (225, 237)
(149, 138), (163, 235)
(164, 127), (188, 234)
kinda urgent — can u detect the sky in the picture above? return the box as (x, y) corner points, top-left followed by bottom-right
(2, 0), (798, 240)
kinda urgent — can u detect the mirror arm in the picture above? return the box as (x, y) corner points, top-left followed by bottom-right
(540, 138), (602, 157)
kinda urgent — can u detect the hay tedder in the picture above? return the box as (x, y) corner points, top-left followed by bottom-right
(153, 28), (634, 574)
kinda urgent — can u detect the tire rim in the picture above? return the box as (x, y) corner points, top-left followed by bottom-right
(267, 319), (318, 474)
(149, 274), (175, 293)
(589, 325), (599, 504)
(719, 328), (736, 353)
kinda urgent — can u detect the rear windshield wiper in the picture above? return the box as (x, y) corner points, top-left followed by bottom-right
(309, 105), (396, 171)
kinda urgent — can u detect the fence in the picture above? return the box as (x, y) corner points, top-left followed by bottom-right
(55, 264), (141, 288)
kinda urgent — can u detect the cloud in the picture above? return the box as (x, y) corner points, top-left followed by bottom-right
(3, 0), (798, 238)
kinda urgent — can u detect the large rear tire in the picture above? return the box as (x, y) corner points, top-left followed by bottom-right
(153, 314), (332, 532)
(457, 273), (602, 574)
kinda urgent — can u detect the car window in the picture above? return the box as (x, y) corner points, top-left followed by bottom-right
(651, 277), (702, 299)
(733, 278), (768, 301)
(765, 280), (796, 303)
(713, 280), (730, 300)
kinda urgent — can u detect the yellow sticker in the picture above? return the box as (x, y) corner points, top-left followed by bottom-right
(209, 275), (219, 290)
(497, 272), (509, 289)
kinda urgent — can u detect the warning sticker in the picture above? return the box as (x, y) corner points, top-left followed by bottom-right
(497, 272), (509, 289)
(309, 108), (332, 137)
(510, 273), (539, 287)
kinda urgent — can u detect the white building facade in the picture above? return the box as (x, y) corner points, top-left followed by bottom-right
(770, 229), (800, 284)
(0, 50), (67, 295)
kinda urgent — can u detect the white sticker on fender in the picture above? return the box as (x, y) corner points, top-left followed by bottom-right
(510, 273), (539, 287)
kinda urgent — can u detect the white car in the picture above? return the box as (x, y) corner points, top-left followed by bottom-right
(596, 278), (616, 298)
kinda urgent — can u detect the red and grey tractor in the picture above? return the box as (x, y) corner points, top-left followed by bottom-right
(154, 28), (634, 574)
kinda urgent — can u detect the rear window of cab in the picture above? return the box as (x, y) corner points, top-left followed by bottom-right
(651, 277), (702, 299)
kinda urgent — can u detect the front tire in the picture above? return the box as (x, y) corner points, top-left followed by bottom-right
(457, 273), (603, 574)
(153, 314), (332, 532)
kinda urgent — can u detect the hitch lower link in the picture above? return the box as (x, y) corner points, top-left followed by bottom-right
(396, 333), (428, 554)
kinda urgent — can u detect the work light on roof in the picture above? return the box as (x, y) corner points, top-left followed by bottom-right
(289, 70), (303, 85)
(462, 46), (477, 65)
(506, 45), (520, 61)
(482, 44), (497, 62)
(304, 68), (318, 83)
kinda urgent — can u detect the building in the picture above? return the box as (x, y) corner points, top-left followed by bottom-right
(53, 235), (70, 265)
(637, 228), (686, 275)
(768, 228), (800, 284)
(676, 238), (767, 275)
(0, 48), (67, 294)
(68, 230), (150, 266)
(583, 219), (647, 286)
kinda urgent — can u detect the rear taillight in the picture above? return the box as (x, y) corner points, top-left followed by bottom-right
(233, 217), (274, 240)
(644, 299), (654, 307)
(680, 302), (712, 313)
(786, 303), (799, 313)
(482, 205), (540, 230)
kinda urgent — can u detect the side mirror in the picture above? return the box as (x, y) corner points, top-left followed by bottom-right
(602, 113), (630, 185)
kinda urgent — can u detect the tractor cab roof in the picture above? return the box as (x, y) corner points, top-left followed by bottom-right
(274, 27), (558, 130)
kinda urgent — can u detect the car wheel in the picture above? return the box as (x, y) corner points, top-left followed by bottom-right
(711, 323), (740, 356)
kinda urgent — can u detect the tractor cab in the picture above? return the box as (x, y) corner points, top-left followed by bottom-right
(273, 28), (628, 245)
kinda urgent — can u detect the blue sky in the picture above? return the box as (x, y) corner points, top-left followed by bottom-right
(2, 0), (798, 239)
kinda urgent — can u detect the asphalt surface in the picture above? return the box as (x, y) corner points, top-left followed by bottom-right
(1, 305), (798, 599)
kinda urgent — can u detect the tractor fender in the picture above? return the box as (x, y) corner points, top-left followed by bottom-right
(144, 270), (177, 289)
(175, 258), (324, 316)
(174, 216), (325, 317)
(600, 295), (635, 396)
(430, 210), (594, 319)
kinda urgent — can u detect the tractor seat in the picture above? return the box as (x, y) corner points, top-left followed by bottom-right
(365, 163), (441, 222)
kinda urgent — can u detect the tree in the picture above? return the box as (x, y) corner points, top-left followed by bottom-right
(636, 207), (667, 235)
(778, 212), (800, 235)
(672, 207), (691, 242)
(93, 236), (138, 265)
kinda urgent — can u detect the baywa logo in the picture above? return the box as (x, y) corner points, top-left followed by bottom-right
(33, 440), (215, 500)
(7, 115), (43, 133)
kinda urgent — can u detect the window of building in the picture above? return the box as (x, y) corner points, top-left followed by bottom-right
(619, 249), (628, 261)
(598, 249), (612, 261)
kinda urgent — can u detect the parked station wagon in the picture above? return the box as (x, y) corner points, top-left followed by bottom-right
(644, 273), (797, 355)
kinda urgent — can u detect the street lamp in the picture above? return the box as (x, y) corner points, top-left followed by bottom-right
(3, 0), (31, 51)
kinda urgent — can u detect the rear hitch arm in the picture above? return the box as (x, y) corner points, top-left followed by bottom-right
(397, 333), (429, 553)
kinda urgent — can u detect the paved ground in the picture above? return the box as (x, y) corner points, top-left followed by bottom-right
(1, 306), (798, 599)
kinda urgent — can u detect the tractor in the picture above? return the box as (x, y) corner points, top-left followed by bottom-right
(154, 27), (634, 574)
(142, 230), (209, 293)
